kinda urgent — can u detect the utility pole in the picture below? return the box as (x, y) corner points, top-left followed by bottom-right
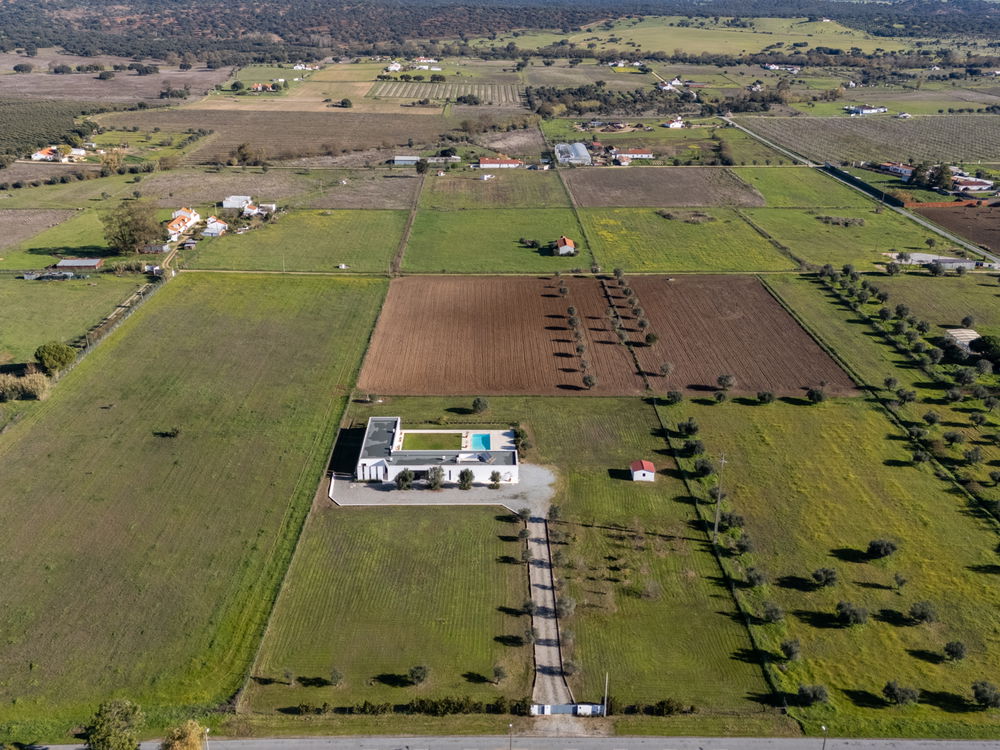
(712, 452), (727, 546)
(602, 671), (609, 716)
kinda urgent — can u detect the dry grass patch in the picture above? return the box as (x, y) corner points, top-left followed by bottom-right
(563, 167), (765, 208)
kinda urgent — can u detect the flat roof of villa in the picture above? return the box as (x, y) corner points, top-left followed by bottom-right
(359, 416), (398, 459)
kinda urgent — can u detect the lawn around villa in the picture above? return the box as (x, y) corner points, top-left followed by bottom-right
(0, 274), (143, 362)
(402, 208), (591, 273)
(245, 506), (532, 712)
(579, 207), (793, 272)
(0, 273), (386, 740)
(183, 209), (407, 272)
(670, 397), (1000, 738)
(345, 396), (781, 723)
(401, 431), (463, 450)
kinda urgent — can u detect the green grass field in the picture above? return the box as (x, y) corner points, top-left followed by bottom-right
(472, 16), (902, 55)
(877, 272), (1000, 338)
(579, 207), (793, 272)
(419, 171), (569, 210)
(344, 397), (785, 726)
(0, 174), (138, 210)
(246, 507), (532, 711)
(745, 207), (941, 269)
(0, 273), (386, 741)
(842, 168), (943, 204)
(0, 210), (110, 270)
(183, 210), (407, 273)
(732, 167), (873, 208)
(0, 274), (143, 362)
(403, 208), (591, 273)
(671, 397), (1000, 737)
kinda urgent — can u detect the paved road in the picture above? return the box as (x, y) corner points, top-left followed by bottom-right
(526, 516), (574, 706)
(40, 736), (1000, 750)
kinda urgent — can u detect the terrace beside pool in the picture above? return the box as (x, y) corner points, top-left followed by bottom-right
(397, 428), (515, 453)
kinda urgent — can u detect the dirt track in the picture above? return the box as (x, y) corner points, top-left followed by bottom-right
(357, 275), (855, 397)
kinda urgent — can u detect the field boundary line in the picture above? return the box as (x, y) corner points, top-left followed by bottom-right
(554, 168), (598, 270)
(720, 116), (815, 166)
(392, 173), (424, 274)
(733, 210), (805, 269)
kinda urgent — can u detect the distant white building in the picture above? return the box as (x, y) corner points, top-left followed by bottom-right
(478, 157), (523, 169)
(845, 105), (888, 115)
(664, 115), (685, 129)
(222, 195), (253, 210)
(555, 236), (577, 255)
(555, 142), (592, 166)
(355, 417), (519, 485)
(385, 62), (403, 73)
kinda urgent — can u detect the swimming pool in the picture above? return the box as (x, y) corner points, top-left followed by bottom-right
(470, 433), (491, 451)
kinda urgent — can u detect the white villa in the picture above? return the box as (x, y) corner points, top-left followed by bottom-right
(355, 417), (519, 485)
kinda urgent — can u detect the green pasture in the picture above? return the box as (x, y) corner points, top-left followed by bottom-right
(345, 396), (783, 726)
(878, 272), (1000, 338)
(764, 271), (1000, 505)
(419, 170), (570, 210)
(671, 397), (1000, 737)
(580, 207), (792, 272)
(0, 274), (386, 741)
(0, 274), (143, 362)
(0, 210), (111, 270)
(403, 208), (590, 273)
(744, 207), (941, 269)
(842, 168), (943, 204)
(0, 174), (136, 209)
(732, 167), (873, 208)
(86, 129), (193, 163)
(472, 15), (903, 55)
(246, 507), (531, 711)
(183, 210), (407, 273)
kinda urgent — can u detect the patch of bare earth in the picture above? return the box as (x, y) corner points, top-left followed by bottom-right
(0, 162), (100, 184)
(563, 167), (766, 208)
(0, 209), (76, 251)
(473, 127), (547, 159)
(914, 203), (1000, 253)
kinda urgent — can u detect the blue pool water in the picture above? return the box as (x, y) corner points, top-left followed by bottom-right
(471, 433), (491, 451)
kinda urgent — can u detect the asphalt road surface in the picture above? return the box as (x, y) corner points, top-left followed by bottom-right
(40, 736), (1000, 750)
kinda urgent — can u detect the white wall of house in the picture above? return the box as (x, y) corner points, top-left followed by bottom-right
(356, 458), (518, 484)
(631, 469), (655, 482)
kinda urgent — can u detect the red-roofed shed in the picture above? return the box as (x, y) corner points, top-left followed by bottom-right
(630, 459), (655, 482)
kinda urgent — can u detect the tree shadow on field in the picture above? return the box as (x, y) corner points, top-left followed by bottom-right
(557, 383), (585, 391)
(463, 671), (491, 684)
(907, 648), (945, 665)
(298, 676), (332, 687)
(446, 406), (473, 415)
(374, 672), (413, 687)
(27, 244), (111, 259)
(830, 546), (868, 563)
(732, 646), (780, 664)
(497, 605), (524, 617)
(748, 690), (792, 708)
(873, 608), (910, 627)
(607, 468), (633, 481)
(921, 690), (972, 713)
(968, 563), (1000, 575)
(495, 634), (526, 647)
(843, 688), (887, 709)
(792, 609), (841, 629)
(776, 575), (818, 592)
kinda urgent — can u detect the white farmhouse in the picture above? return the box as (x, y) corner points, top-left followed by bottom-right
(355, 417), (519, 485)
(203, 216), (229, 237)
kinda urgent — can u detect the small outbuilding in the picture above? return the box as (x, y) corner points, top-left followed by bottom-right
(556, 236), (577, 256)
(630, 459), (656, 482)
(946, 328), (981, 352)
(53, 258), (104, 271)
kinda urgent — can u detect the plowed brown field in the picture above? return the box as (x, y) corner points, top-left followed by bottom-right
(630, 275), (856, 396)
(358, 275), (855, 397)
